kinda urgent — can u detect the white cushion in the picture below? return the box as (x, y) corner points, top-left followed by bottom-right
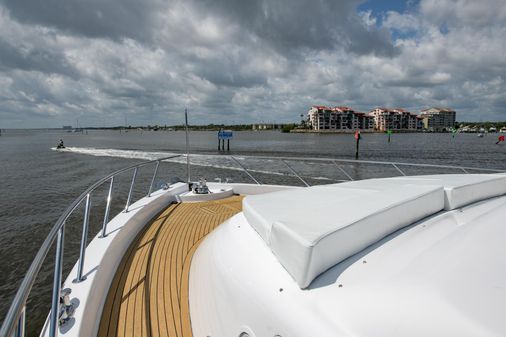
(333, 174), (506, 210)
(243, 182), (444, 288)
(242, 186), (372, 243)
(386, 174), (506, 210)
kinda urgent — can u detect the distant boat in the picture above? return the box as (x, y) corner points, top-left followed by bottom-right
(478, 133), (484, 138)
(489, 127), (497, 133)
(500, 127), (506, 133)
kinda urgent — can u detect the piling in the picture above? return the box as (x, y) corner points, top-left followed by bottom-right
(354, 130), (361, 159)
(355, 138), (360, 159)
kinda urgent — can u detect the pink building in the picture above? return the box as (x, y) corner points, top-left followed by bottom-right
(308, 106), (374, 131)
(368, 108), (422, 131)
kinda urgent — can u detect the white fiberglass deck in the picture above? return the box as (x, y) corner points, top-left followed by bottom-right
(243, 174), (506, 288)
(192, 177), (506, 337)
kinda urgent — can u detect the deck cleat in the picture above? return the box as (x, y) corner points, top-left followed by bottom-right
(58, 288), (75, 326)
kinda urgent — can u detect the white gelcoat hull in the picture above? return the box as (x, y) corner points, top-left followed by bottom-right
(190, 196), (506, 337)
(189, 213), (350, 337)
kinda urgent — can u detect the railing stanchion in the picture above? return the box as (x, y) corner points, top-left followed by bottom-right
(124, 168), (138, 212)
(14, 305), (25, 337)
(75, 194), (91, 282)
(0, 155), (183, 337)
(333, 160), (354, 181)
(391, 163), (406, 176)
(100, 177), (114, 238)
(229, 156), (261, 185)
(147, 161), (160, 197)
(282, 160), (310, 187)
(49, 224), (65, 337)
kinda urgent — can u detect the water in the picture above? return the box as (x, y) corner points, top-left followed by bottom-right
(1, 129), (505, 335)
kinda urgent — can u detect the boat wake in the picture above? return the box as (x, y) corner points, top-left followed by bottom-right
(51, 147), (336, 181)
(52, 146), (181, 161)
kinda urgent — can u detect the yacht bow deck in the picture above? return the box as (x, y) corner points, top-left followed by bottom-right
(98, 196), (244, 337)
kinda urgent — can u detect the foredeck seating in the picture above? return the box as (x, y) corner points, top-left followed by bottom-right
(244, 183), (444, 288)
(98, 196), (243, 337)
(243, 174), (506, 288)
(388, 174), (506, 210)
(335, 174), (506, 210)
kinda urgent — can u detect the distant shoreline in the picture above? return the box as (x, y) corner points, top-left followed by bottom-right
(290, 129), (425, 134)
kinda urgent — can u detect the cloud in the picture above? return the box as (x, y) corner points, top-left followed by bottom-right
(193, 0), (397, 56)
(0, 0), (164, 40)
(420, 0), (506, 28)
(382, 11), (420, 34)
(0, 0), (505, 128)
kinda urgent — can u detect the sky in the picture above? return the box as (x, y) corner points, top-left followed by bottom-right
(0, 0), (505, 128)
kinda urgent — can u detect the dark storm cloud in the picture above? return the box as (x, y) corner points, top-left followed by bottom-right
(201, 70), (267, 88)
(192, 60), (269, 88)
(0, 38), (78, 77)
(196, 0), (398, 56)
(493, 96), (506, 109)
(383, 77), (449, 88)
(100, 84), (147, 99)
(0, 0), (163, 40)
(1, 0), (398, 56)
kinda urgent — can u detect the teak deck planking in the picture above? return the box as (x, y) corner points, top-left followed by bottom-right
(98, 196), (244, 337)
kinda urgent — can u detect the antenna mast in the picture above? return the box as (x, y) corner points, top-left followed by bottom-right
(185, 108), (190, 184)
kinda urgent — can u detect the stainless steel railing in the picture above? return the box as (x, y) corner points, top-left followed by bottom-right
(0, 154), (182, 337)
(225, 155), (506, 185)
(1, 153), (505, 337)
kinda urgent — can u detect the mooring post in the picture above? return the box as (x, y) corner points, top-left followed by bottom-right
(227, 139), (230, 151)
(355, 138), (359, 159)
(354, 130), (360, 159)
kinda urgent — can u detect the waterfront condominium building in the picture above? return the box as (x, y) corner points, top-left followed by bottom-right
(368, 108), (423, 131)
(307, 106), (374, 131)
(420, 107), (456, 131)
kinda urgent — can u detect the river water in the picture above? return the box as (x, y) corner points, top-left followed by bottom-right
(1, 129), (505, 335)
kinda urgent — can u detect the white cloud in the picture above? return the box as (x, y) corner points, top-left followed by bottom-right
(383, 11), (420, 34)
(0, 0), (505, 127)
(421, 0), (506, 28)
(359, 10), (377, 27)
